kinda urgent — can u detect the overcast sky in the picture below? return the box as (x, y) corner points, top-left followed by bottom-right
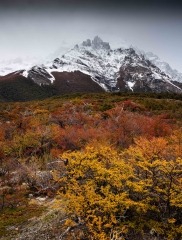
(0, 0), (181, 72)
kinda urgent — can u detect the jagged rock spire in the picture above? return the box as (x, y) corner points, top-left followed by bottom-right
(82, 36), (110, 50)
(82, 39), (91, 47)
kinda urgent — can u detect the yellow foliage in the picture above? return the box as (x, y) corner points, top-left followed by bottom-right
(123, 136), (182, 238)
(56, 136), (182, 239)
(57, 145), (135, 239)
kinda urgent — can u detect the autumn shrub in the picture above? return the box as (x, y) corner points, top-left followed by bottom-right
(0, 93), (181, 239)
(103, 104), (173, 149)
(56, 138), (182, 239)
(122, 136), (182, 239)
(57, 145), (135, 240)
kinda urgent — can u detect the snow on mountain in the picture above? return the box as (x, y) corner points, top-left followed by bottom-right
(145, 52), (182, 83)
(49, 36), (128, 90)
(134, 48), (182, 83)
(1, 36), (182, 94)
(0, 56), (44, 76)
(24, 36), (178, 92)
(0, 41), (71, 77)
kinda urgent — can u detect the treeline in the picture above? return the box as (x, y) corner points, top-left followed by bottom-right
(0, 74), (57, 102)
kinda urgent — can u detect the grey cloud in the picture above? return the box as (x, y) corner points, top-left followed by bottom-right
(0, 0), (181, 72)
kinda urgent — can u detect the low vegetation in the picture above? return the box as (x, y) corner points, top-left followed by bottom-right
(1, 92), (182, 239)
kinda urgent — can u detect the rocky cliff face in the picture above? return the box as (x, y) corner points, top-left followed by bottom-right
(1, 36), (182, 95)
(116, 50), (182, 93)
(23, 36), (182, 94)
(135, 50), (182, 83)
(27, 65), (54, 85)
(82, 36), (110, 50)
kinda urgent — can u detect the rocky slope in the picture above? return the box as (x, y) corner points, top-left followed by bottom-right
(0, 36), (182, 101)
(145, 51), (182, 83)
(22, 36), (182, 94)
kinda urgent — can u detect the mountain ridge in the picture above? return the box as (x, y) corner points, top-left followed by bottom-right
(24, 36), (182, 93)
(0, 36), (182, 101)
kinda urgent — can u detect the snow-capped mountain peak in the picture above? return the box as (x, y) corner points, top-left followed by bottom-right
(81, 36), (111, 50)
(40, 36), (176, 92)
(1, 36), (182, 94)
(145, 52), (182, 83)
(134, 48), (182, 83)
(49, 37), (132, 90)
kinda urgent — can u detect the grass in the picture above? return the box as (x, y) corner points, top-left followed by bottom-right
(0, 205), (46, 238)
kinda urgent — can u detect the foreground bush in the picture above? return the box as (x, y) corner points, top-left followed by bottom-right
(57, 139), (182, 240)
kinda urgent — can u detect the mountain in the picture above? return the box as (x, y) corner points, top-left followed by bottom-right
(133, 48), (182, 83)
(0, 70), (104, 102)
(0, 36), (182, 101)
(0, 42), (73, 77)
(0, 71), (57, 102)
(0, 56), (45, 76)
(145, 52), (182, 83)
(25, 36), (182, 93)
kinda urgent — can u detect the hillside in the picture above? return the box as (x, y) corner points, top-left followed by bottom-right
(0, 72), (55, 102)
(1, 92), (182, 239)
(0, 71), (104, 102)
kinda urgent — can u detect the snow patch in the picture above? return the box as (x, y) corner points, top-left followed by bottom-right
(45, 68), (55, 83)
(21, 70), (29, 78)
(152, 72), (163, 80)
(127, 82), (135, 91)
